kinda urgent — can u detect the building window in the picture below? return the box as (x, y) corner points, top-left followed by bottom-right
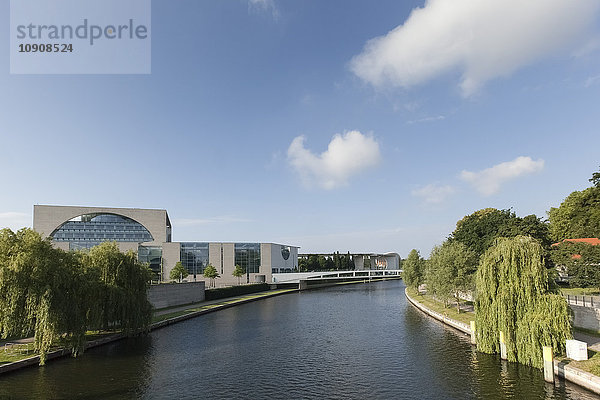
(235, 243), (261, 274)
(51, 213), (153, 244)
(180, 242), (209, 278)
(138, 246), (162, 280)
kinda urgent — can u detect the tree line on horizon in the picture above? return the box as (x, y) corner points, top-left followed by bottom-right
(298, 251), (356, 272)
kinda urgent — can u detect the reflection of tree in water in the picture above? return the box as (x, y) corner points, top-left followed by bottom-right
(404, 300), (597, 400)
(470, 348), (598, 399)
(0, 337), (154, 400)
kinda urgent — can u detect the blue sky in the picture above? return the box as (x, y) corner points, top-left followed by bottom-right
(1, 0), (599, 256)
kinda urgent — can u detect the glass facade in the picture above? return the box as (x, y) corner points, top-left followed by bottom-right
(235, 243), (261, 274)
(138, 245), (163, 279)
(180, 242), (209, 278)
(69, 241), (102, 251)
(51, 213), (154, 244)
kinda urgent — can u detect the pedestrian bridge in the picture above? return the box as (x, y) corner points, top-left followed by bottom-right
(271, 269), (402, 284)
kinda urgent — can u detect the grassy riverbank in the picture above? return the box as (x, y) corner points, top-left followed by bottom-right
(406, 287), (600, 382)
(405, 287), (474, 326)
(1, 288), (297, 368)
(561, 288), (600, 296)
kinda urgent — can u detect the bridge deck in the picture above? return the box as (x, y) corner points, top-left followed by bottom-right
(272, 269), (402, 284)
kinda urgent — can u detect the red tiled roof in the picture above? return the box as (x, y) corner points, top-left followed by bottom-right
(552, 238), (600, 247)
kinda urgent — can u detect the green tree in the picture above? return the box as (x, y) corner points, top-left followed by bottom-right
(203, 264), (220, 288)
(475, 236), (571, 369)
(590, 166), (600, 187)
(298, 257), (308, 272)
(0, 228), (91, 364)
(402, 249), (425, 290)
(83, 242), (153, 336)
(548, 182), (600, 241)
(551, 241), (600, 287)
(232, 264), (245, 285)
(345, 251), (354, 270)
(426, 241), (477, 311)
(450, 208), (550, 257)
(169, 261), (189, 282)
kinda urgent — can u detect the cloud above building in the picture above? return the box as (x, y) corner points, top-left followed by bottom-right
(411, 183), (455, 204)
(287, 130), (381, 189)
(461, 156), (544, 196)
(350, 0), (600, 96)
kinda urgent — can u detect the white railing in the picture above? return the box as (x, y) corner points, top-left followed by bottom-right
(272, 269), (402, 284)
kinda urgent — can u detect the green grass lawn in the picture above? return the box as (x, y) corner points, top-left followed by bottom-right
(561, 287), (600, 296)
(563, 350), (600, 376)
(0, 331), (118, 365)
(406, 287), (475, 326)
(0, 342), (36, 364)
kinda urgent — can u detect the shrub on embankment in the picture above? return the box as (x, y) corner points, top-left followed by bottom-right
(205, 283), (270, 300)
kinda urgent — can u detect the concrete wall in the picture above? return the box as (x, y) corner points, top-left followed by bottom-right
(147, 281), (205, 310)
(161, 242), (182, 281)
(571, 304), (600, 331)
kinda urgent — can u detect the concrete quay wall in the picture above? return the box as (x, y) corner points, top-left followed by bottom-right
(405, 288), (600, 396)
(148, 282), (205, 310)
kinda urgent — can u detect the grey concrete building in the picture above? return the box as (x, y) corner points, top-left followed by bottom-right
(33, 205), (298, 287)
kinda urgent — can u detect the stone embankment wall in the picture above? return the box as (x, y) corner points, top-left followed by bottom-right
(148, 282), (205, 309)
(570, 304), (600, 332)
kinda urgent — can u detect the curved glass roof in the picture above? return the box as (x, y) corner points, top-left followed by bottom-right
(51, 213), (154, 243)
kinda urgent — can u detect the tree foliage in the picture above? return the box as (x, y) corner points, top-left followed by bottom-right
(548, 186), (600, 242)
(298, 252), (354, 272)
(590, 166), (600, 188)
(0, 230), (153, 365)
(450, 208), (550, 257)
(426, 241), (477, 310)
(203, 264), (219, 288)
(81, 242), (153, 336)
(475, 236), (571, 369)
(402, 249), (425, 290)
(0, 228), (91, 364)
(169, 261), (189, 282)
(232, 264), (245, 285)
(551, 242), (600, 287)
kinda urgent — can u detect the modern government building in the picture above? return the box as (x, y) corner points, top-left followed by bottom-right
(33, 205), (401, 287)
(33, 205), (299, 287)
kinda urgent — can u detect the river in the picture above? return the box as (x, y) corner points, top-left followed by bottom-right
(0, 280), (597, 399)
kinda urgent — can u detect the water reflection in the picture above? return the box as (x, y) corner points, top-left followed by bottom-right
(0, 280), (597, 400)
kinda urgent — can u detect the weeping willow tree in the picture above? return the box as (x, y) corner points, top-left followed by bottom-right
(475, 236), (571, 369)
(0, 231), (153, 365)
(0, 228), (91, 364)
(83, 242), (153, 335)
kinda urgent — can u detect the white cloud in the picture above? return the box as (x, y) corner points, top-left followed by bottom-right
(248, 0), (279, 20)
(287, 130), (381, 189)
(411, 184), (455, 204)
(350, 0), (600, 96)
(585, 75), (600, 88)
(407, 115), (445, 124)
(0, 212), (31, 231)
(461, 156), (544, 196)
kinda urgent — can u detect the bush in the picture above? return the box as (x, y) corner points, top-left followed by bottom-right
(205, 283), (270, 300)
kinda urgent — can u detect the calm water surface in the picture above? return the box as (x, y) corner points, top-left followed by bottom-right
(0, 280), (598, 399)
